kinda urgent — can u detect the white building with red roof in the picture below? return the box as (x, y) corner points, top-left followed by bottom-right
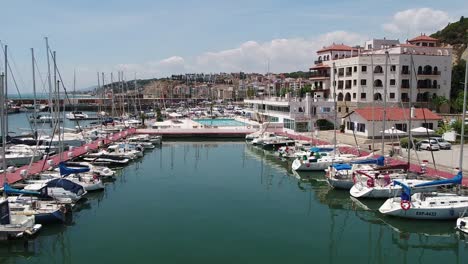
(343, 106), (442, 138)
(309, 34), (452, 118)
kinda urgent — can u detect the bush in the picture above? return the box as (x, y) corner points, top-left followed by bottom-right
(316, 119), (335, 130)
(400, 137), (420, 148)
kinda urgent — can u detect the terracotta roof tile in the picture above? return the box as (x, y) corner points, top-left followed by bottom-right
(354, 107), (441, 121)
(317, 44), (358, 53)
(408, 35), (438, 43)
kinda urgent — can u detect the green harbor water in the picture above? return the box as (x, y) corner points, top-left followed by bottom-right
(1, 142), (468, 263)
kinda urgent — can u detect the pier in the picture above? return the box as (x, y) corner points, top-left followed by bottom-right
(1, 128), (137, 185)
(277, 131), (468, 187)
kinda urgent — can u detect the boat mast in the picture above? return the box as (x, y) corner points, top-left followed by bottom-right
(381, 51), (389, 156)
(407, 54), (414, 165)
(110, 72), (115, 118)
(45, 37), (53, 126)
(1, 73), (6, 174)
(332, 62), (337, 156)
(370, 50), (375, 151)
(459, 57), (468, 172)
(3, 45), (8, 136)
(31, 48), (38, 136)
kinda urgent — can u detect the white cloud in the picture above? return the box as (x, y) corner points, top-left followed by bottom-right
(74, 30), (367, 88)
(382, 8), (451, 35)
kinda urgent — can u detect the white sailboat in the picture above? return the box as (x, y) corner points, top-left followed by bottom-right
(379, 172), (468, 220)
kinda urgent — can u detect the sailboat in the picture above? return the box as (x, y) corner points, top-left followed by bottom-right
(378, 172), (468, 219)
(0, 68), (42, 240)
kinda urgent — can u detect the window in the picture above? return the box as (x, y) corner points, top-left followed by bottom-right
(345, 107), (349, 113)
(422, 123), (434, 129)
(361, 66), (367, 72)
(390, 65), (396, 72)
(395, 123), (407, 132)
(346, 67), (352, 76)
(401, 79), (410, 88)
(353, 66), (357, 72)
(361, 93), (366, 99)
(353, 93), (356, 99)
(338, 68), (344, 76)
(390, 79), (396, 86)
(338, 107), (342, 112)
(389, 93), (395, 99)
(361, 79), (367, 86)
(338, 80), (344, 89)
(353, 79), (357, 86)
(402, 65), (410, 74)
(357, 123), (366, 132)
(345, 80), (352, 89)
(347, 121), (355, 130)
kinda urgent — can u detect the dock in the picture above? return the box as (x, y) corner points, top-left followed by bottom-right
(1, 128), (137, 185)
(277, 131), (468, 187)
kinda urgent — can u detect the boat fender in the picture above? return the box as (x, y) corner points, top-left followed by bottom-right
(367, 178), (374, 188)
(306, 163), (310, 168)
(400, 200), (411, 211)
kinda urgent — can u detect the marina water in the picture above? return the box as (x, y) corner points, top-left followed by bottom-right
(1, 137), (468, 263)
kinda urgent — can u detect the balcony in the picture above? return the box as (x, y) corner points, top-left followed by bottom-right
(314, 60), (323, 65)
(310, 72), (330, 79)
(401, 70), (411, 75)
(417, 71), (441, 76)
(373, 70), (384, 74)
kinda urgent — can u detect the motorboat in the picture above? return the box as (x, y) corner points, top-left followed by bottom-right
(2, 145), (43, 167)
(28, 114), (54, 123)
(64, 161), (115, 179)
(66, 111), (89, 120)
(261, 138), (295, 150)
(379, 172), (468, 220)
(0, 198), (42, 240)
(251, 133), (285, 146)
(127, 134), (162, 145)
(292, 147), (373, 171)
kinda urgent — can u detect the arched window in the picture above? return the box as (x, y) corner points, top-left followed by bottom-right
(417, 66), (423, 74)
(433, 66), (438, 75)
(318, 56), (322, 62)
(374, 79), (383, 87)
(433, 80), (438, 89)
(337, 93), (344, 101)
(423, 65), (432, 75)
(334, 54), (339, 59)
(374, 93), (382, 101)
(374, 65), (383, 73)
(345, 93), (351, 101)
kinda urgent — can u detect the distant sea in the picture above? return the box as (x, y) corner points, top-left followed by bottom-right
(7, 93), (93, 99)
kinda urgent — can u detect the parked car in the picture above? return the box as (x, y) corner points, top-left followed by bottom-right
(416, 139), (440, 151)
(429, 137), (452, 150)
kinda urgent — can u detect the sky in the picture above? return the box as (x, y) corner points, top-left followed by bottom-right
(1, 0), (467, 93)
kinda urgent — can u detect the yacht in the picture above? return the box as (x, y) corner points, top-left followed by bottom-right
(66, 111), (89, 120)
(292, 148), (373, 171)
(379, 172), (468, 220)
(8, 196), (70, 224)
(325, 156), (386, 189)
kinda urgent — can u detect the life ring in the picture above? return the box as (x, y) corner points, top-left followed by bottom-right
(400, 200), (411, 211)
(367, 178), (375, 188)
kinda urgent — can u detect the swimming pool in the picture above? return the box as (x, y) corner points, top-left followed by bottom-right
(194, 118), (247, 127)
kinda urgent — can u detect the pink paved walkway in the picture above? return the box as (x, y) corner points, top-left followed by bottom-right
(278, 131), (468, 187)
(1, 128), (136, 185)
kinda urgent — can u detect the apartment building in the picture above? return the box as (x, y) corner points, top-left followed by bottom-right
(309, 35), (452, 116)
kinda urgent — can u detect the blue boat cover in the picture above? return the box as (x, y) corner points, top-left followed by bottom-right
(310, 147), (334, 153)
(59, 162), (90, 176)
(45, 178), (86, 196)
(394, 171), (463, 201)
(414, 171), (463, 188)
(332, 164), (352, 170)
(3, 183), (41, 196)
(351, 156), (385, 166)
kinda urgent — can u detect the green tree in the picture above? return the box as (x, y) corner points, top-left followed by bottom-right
(247, 87), (255, 98)
(299, 84), (312, 97)
(280, 87), (290, 97)
(453, 90), (466, 112)
(432, 95), (449, 112)
(451, 59), (466, 99)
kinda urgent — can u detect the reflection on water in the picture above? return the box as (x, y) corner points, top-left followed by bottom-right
(2, 143), (468, 263)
